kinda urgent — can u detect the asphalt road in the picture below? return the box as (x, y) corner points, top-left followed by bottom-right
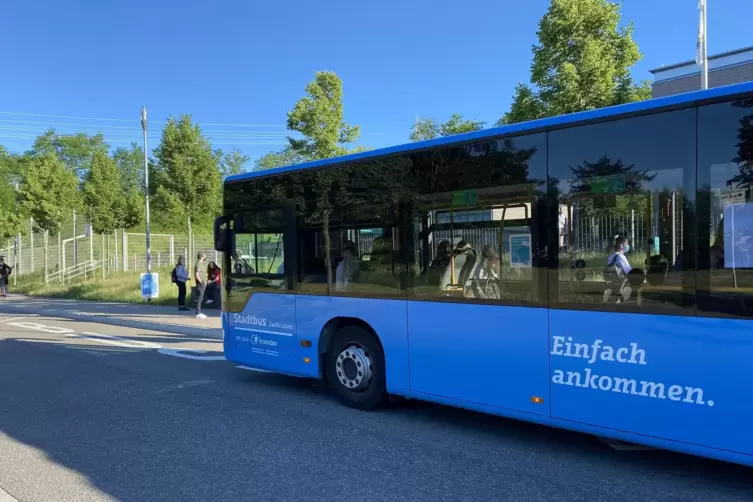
(0, 312), (751, 502)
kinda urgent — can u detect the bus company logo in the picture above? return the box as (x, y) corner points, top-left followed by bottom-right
(233, 313), (268, 327)
(252, 336), (277, 347)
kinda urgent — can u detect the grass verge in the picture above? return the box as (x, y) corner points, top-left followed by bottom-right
(12, 271), (179, 306)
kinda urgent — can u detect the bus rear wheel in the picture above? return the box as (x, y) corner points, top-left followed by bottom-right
(326, 325), (386, 410)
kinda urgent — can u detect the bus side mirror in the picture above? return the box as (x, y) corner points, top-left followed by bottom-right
(214, 216), (232, 253)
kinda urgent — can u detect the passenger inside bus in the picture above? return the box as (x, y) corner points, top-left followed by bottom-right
(335, 240), (359, 291)
(428, 240), (451, 286)
(470, 245), (501, 299)
(440, 241), (478, 296)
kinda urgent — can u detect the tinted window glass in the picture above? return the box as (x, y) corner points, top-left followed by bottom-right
(407, 133), (548, 306)
(296, 159), (409, 298)
(698, 97), (753, 317)
(548, 109), (697, 314)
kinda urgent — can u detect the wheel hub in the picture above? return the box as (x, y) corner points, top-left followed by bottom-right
(335, 345), (373, 392)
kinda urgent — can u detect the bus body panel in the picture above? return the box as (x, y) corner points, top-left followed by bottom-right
(224, 293), (301, 374)
(398, 387), (753, 467)
(296, 295), (410, 392)
(407, 301), (551, 416)
(549, 309), (753, 457)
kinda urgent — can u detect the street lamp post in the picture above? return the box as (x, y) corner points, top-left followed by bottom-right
(141, 107), (152, 291)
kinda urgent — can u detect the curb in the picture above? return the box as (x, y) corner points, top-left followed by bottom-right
(1, 306), (223, 340)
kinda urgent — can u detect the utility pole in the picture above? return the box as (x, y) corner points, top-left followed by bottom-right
(141, 106), (152, 276)
(141, 106), (152, 302)
(697, 0), (708, 90)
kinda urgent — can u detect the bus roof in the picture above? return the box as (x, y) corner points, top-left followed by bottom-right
(226, 81), (753, 184)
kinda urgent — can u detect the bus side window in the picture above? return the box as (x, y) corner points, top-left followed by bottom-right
(548, 107), (696, 313)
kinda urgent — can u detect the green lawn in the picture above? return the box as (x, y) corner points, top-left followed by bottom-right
(13, 271), (180, 306)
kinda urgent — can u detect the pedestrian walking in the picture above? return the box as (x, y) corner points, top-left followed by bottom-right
(0, 256), (12, 297)
(171, 256), (190, 311)
(194, 252), (208, 319)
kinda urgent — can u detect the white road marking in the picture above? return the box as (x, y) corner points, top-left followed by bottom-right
(233, 327), (293, 337)
(0, 485), (18, 502)
(0, 316), (25, 324)
(8, 321), (75, 335)
(80, 332), (163, 349)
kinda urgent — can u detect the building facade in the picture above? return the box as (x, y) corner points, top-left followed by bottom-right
(650, 46), (753, 98)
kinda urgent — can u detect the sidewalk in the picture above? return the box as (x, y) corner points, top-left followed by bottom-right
(0, 295), (222, 339)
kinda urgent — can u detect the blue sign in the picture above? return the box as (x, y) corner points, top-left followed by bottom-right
(509, 233), (532, 268)
(140, 273), (159, 299)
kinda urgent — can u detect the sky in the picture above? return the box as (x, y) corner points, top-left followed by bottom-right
(1, 0), (752, 166)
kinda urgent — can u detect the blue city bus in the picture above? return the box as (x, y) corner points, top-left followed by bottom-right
(214, 81), (753, 467)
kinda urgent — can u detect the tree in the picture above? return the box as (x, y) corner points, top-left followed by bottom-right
(410, 114), (485, 141)
(440, 114), (486, 137)
(255, 146), (308, 171)
(82, 151), (126, 234)
(0, 148), (25, 244)
(726, 98), (753, 190)
(410, 118), (440, 142)
(112, 142), (145, 192)
(219, 148), (251, 177)
(285, 71), (364, 291)
(151, 115), (221, 233)
(286, 71), (361, 160)
(498, 0), (650, 125)
(30, 129), (109, 177)
(17, 154), (79, 276)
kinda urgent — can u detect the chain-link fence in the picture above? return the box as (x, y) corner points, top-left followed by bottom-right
(1, 211), (216, 283)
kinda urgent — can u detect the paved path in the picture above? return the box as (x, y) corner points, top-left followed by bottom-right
(0, 295), (221, 338)
(0, 310), (752, 501)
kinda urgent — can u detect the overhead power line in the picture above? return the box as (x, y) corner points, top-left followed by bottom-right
(0, 111), (286, 128)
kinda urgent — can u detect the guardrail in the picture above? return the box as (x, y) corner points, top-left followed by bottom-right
(45, 259), (103, 284)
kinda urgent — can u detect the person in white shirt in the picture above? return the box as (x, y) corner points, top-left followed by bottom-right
(336, 241), (358, 291)
(606, 236), (632, 276)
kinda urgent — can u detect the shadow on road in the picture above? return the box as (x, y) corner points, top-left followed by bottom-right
(1, 332), (752, 501)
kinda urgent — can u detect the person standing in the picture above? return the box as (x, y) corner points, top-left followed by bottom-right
(0, 256), (12, 297)
(171, 256), (190, 311)
(194, 252), (208, 319)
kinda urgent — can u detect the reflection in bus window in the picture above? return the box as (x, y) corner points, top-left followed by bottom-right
(231, 233), (284, 277)
(407, 133), (547, 306)
(699, 98), (753, 317)
(549, 108), (697, 313)
(298, 226), (404, 297)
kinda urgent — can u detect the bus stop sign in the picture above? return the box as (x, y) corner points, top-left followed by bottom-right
(140, 273), (159, 299)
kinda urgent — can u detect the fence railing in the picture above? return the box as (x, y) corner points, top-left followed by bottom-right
(2, 213), (215, 285)
(46, 259), (104, 284)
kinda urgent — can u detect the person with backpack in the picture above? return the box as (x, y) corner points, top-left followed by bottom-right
(171, 256), (190, 311)
(0, 256), (12, 297)
(604, 235), (633, 302)
(606, 236), (632, 276)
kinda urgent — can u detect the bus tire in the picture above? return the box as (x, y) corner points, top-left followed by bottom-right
(326, 325), (386, 410)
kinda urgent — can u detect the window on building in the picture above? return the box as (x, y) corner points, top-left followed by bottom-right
(548, 108), (697, 313)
